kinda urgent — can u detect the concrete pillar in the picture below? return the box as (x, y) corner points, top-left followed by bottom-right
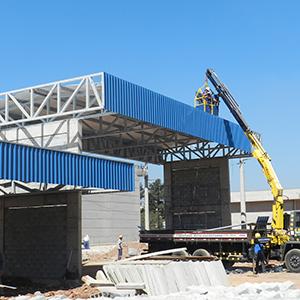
(0, 198), (3, 252)
(67, 192), (82, 277)
(164, 163), (173, 229)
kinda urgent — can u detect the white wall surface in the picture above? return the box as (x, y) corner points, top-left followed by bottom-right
(0, 119), (82, 153)
(231, 188), (300, 226)
(81, 166), (140, 245)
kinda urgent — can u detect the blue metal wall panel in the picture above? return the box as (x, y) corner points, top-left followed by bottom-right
(104, 73), (251, 153)
(0, 142), (134, 191)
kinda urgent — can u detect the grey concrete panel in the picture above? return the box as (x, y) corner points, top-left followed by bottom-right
(0, 119), (82, 154)
(82, 169), (140, 245)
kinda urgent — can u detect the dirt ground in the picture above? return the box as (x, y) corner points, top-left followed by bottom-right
(228, 261), (300, 289)
(1, 243), (300, 299)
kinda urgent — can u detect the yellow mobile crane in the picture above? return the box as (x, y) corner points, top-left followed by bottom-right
(140, 70), (300, 272)
(205, 69), (288, 245)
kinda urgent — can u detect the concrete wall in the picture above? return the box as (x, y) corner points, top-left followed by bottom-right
(164, 158), (231, 230)
(0, 191), (81, 280)
(0, 119), (141, 279)
(82, 166), (140, 245)
(0, 119), (82, 153)
(231, 188), (300, 226)
(0, 119), (82, 193)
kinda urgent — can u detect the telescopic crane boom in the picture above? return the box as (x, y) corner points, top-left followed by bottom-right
(205, 69), (284, 236)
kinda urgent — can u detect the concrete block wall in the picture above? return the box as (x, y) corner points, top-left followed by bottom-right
(81, 166), (140, 245)
(164, 158), (231, 230)
(5, 205), (67, 278)
(0, 191), (82, 280)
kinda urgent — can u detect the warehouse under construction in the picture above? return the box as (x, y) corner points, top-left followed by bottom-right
(0, 70), (252, 280)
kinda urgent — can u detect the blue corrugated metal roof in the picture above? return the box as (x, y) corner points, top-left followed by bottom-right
(0, 142), (134, 191)
(103, 73), (251, 153)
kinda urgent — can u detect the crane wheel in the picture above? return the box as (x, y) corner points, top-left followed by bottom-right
(192, 248), (211, 257)
(285, 249), (300, 273)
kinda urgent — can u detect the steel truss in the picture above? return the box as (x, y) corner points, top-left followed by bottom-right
(82, 113), (251, 163)
(0, 73), (251, 194)
(0, 73), (104, 129)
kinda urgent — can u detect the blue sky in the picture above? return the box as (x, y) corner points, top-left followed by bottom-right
(1, 1), (299, 192)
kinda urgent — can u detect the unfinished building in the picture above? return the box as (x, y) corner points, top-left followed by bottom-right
(0, 72), (251, 279)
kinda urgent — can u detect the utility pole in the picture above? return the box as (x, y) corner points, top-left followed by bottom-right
(239, 158), (246, 229)
(136, 163), (149, 230)
(144, 163), (149, 230)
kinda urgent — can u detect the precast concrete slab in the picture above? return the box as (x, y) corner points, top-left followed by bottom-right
(163, 263), (180, 294)
(103, 260), (230, 296)
(204, 260), (230, 287)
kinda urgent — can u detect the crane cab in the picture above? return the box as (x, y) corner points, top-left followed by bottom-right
(285, 211), (300, 241)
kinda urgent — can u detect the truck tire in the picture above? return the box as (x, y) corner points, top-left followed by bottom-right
(172, 250), (189, 257)
(193, 249), (210, 257)
(285, 249), (300, 273)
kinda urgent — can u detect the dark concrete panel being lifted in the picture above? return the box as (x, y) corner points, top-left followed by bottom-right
(164, 158), (231, 230)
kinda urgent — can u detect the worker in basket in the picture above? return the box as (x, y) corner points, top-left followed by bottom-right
(202, 86), (220, 106)
(203, 87), (212, 102)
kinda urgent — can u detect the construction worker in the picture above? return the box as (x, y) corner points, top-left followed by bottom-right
(203, 87), (212, 102)
(83, 234), (90, 250)
(254, 233), (266, 274)
(118, 235), (123, 260)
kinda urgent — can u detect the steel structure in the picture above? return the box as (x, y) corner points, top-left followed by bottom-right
(0, 73), (251, 166)
(0, 141), (134, 194)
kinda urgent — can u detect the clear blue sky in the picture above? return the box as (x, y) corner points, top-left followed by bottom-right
(1, 1), (299, 192)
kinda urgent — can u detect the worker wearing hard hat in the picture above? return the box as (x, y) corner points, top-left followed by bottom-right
(203, 87), (211, 98)
(254, 233), (266, 274)
(117, 235), (123, 260)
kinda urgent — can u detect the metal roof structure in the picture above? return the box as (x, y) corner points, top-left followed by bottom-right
(0, 73), (251, 165)
(0, 141), (134, 192)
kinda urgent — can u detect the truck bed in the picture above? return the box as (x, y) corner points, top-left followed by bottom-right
(140, 229), (251, 243)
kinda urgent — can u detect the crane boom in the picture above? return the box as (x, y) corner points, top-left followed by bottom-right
(206, 69), (284, 232)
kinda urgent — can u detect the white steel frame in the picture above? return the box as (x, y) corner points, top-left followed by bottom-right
(0, 73), (105, 128)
